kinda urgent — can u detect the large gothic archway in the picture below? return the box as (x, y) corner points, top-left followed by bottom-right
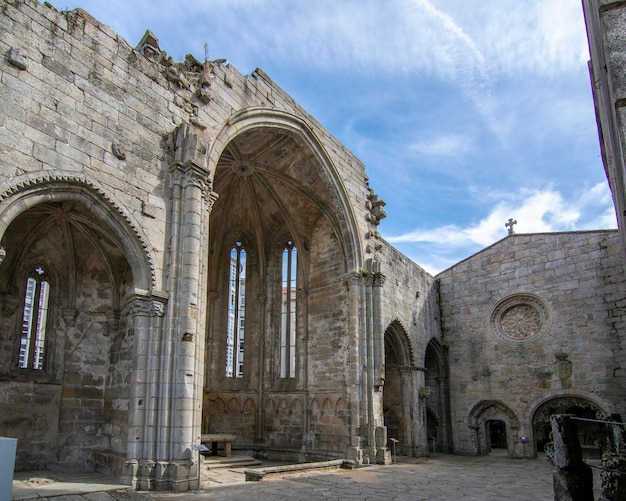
(203, 117), (360, 460)
(0, 180), (154, 475)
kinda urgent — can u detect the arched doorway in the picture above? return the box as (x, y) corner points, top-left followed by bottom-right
(532, 396), (609, 458)
(468, 400), (520, 457)
(0, 197), (140, 473)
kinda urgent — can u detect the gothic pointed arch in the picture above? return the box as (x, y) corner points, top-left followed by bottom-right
(0, 173), (156, 290)
(384, 320), (415, 368)
(0, 174), (158, 473)
(468, 400), (520, 429)
(207, 107), (361, 272)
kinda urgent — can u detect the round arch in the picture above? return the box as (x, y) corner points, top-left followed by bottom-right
(531, 395), (610, 457)
(468, 400), (521, 456)
(0, 173), (156, 291)
(207, 107), (362, 271)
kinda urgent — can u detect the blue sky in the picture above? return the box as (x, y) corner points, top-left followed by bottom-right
(55, 0), (616, 275)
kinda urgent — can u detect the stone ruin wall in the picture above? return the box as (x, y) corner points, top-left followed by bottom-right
(0, 0), (391, 470)
(438, 231), (626, 455)
(377, 240), (441, 364)
(0, 0), (380, 284)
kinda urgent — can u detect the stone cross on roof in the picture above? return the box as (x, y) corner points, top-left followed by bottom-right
(505, 218), (517, 236)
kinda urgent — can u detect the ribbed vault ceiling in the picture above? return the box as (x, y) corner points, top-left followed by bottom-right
(211, 129), (338, 251)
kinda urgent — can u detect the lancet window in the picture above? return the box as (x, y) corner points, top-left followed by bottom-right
(18, 266), (50, 371)
(281, 242), (297, 378)
(226, 242), (246, 378)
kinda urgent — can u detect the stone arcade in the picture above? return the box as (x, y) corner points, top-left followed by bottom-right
(0, 0), (625, 492)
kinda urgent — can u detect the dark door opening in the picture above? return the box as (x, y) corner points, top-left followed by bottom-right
(487, 420), (507, 450)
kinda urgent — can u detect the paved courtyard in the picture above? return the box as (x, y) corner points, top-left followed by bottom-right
(156, 453), (600, 501)
(12, 452), (603, 501)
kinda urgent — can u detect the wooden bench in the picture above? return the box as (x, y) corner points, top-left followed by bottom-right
(200, 433), (237, 458)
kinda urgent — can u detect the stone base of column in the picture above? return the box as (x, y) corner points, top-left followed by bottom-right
(376, 447), (392, 465)
(346, 446), (363, 466)
(121, 459), (199, 492)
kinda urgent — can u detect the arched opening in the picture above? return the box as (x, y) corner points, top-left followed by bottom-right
(424, 339), (451, 453)
(382, 321), (414, 455)
(532, 396), (609, 459)
(468, 400), (520, 457)
(203, 123), (356, 459)
(0, 199), (136, 474)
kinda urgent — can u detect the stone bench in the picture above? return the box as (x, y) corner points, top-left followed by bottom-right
(244, 459), (357, 481)
(200, 433), (237, 458)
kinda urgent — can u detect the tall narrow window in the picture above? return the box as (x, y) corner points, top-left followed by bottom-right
(226, 243), (246, 378)
(281, 242), (297, 378)
(18, 266), (50, 370)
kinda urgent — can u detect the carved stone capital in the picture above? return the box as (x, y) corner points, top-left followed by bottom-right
(127, 290), (168, 318)
(373, 273), (386, 288)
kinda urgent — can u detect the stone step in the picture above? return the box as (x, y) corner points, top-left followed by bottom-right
(202, 455), (262, 470)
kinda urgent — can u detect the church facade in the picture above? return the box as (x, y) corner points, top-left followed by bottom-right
(0, 0), (624, 492)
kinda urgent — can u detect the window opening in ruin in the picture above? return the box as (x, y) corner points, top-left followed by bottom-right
(281, 242), (297, 378)
(18, 266), (50, 370)
(226, 242), (246, 378)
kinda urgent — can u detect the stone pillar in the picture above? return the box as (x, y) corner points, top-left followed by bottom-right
(550, 414), (594, 501)
(406, 366), (428, 456)
(372, 266), (390, 465)
(345, 273), (365, 464)
(158, 158), (216, 491)
(128, 123), (217, 492)
(123, 290), (167, 489)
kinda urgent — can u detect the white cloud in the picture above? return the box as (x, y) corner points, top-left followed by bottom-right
(385, 183), (616, 274)
(409, 134), (474, 157)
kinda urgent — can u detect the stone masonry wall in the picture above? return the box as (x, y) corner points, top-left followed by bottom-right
(0, 0), (377, 284)
(438, 231), (626, 455)
(378, 240), (441, 364)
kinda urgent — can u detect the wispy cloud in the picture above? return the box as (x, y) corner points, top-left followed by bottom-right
(385, 182), (616, 273)
(409, 134), (475, 158)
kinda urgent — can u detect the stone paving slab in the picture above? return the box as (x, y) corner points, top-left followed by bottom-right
(11, 453), (603, 501)
(11, 470), (130, 500)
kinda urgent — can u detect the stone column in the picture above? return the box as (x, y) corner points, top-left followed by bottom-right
(345, 273), (365, 464)
(122, 290), (167, 490)
(372, 267), (390, 465)
(403, 366), (427, 456)
(160, 160), (216, 491)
